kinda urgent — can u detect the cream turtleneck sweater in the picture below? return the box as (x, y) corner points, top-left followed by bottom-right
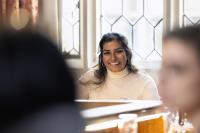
(78, 68), (159, 100)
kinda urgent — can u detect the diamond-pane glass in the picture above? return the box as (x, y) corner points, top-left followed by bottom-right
(133, 18), (154, 58)
(183, 0), (200, 26)
(101, 18), (111, 36)
(112, 17), (133, 49)
(102, 0), (122, 24)
(61, 0), (80, 58)
(100, 0), (163, 61)
(155, 21), (163, 55)
(123, 0), (143, 25)
(144, 0), (163, 26)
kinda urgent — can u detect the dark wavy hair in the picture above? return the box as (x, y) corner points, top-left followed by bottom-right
(94, 32), (138, 84)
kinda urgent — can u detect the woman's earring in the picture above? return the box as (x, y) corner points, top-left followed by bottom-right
(101, 62), (104, 67)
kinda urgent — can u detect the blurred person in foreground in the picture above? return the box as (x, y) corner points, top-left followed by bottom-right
(159, 25), (200, 131)
(0, 29), (83, 133)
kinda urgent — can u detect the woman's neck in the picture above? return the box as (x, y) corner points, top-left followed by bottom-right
(106, 68), (129, 79)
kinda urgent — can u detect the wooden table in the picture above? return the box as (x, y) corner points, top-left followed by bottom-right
(76, 100), (169, 133)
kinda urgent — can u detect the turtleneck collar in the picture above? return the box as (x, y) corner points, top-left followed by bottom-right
(107, 68), (129, 79)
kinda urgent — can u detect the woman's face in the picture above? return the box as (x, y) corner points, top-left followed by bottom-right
(158, 38), (200, 112)
(102, 40), (127, 72)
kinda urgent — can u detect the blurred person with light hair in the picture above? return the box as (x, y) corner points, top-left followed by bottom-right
(159, 25), (200, 131)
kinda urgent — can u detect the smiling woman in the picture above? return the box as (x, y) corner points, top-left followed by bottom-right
(78, 33), (160, 100)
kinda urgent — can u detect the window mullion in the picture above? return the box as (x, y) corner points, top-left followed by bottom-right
(87, 0), (98, 69)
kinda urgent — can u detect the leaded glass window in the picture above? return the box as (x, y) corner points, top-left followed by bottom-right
(61, 0), (80, 58)
(183, 0), (200, 26)
(100, 0), (163, 61)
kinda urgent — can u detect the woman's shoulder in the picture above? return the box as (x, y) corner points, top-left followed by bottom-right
(79, 68), (97, 83)
(130, 70), (155, 84)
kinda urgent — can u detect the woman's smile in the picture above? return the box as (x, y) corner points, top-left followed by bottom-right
(102, 40), (127, 72)
(109, 62), (120, 66)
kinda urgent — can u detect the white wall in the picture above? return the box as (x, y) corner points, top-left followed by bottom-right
(39, 0), (59, 44)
